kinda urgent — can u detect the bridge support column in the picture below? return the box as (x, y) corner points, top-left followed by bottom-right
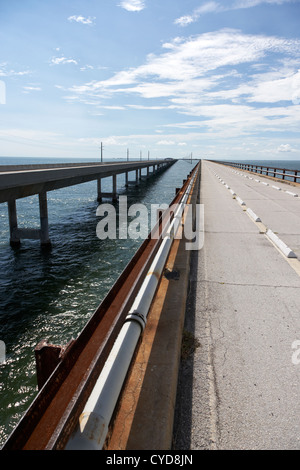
(112, 174), (117, 201)
(125, 170), (140, 187)
(97, 178), (102, 202)
(97, 175), (117, 202)
(8, 199), (20, 247)
(7, 193), (51, 248)
(39, 192), (51, 247)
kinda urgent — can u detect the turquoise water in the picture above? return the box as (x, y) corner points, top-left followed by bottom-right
(0, 157), (195, 446)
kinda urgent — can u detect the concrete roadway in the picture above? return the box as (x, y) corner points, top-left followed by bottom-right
(174, 160), (300, 450)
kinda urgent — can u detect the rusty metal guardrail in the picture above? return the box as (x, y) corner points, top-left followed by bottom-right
(2, 162), (200, 450)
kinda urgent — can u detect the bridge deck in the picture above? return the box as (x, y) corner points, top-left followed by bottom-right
(0, 159), (174, 246)
(0, 160), (170, 203)
(174, 160), (300, 450)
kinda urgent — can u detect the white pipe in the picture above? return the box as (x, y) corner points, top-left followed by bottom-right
(65, 321), (141, 450)
(66, 170), (197, 450)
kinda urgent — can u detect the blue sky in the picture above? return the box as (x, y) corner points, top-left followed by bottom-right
(1, 0), (300, 160)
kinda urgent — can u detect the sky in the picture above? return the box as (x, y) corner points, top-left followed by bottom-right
(1, 0), (300, 161)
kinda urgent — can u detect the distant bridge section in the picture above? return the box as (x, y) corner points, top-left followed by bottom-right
(0, 159), (175, 247)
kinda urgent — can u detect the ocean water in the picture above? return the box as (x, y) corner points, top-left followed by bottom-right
(0, 156), (195, 446)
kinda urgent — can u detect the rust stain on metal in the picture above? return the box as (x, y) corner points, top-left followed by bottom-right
(146, 271), (161, 281)
(107, 165), (200, 450)
(106, 237), (182, 450)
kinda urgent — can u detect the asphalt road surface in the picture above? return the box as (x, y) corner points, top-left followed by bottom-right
(173, 160), (300, 450)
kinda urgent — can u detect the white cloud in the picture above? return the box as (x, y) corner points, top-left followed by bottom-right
(51, 56), (78, 65)
(118, 1), (146, 12)
(277, 143), (296, 152)
(157, 140), (176, 145)
(0, 80), (6, 104)
(164, 103), (300, 139)
(100, 105), (126, 110)
(0, 128), (61, 141)
(205, 68), (300, 104)
(235, 0), (294, 7)
(291, 69), (300, 104)
(67, 29), (300, 142)
(127, 104), (166, 110)
(0, 63), (31, 77)
(68, 15), (95, 25)
(80, 65), (94, 71)
(78, 133), (195, 149)
(174, 16), (194, 27)
(174, 0), (296, 26)
(70, 30), (300, 98)
(175, 2), (222, 26)
(23, 86), (42, 93)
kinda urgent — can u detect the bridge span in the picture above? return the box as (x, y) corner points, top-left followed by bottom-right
(0, 159), (174, 247)
(173, 159), (300, 450)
